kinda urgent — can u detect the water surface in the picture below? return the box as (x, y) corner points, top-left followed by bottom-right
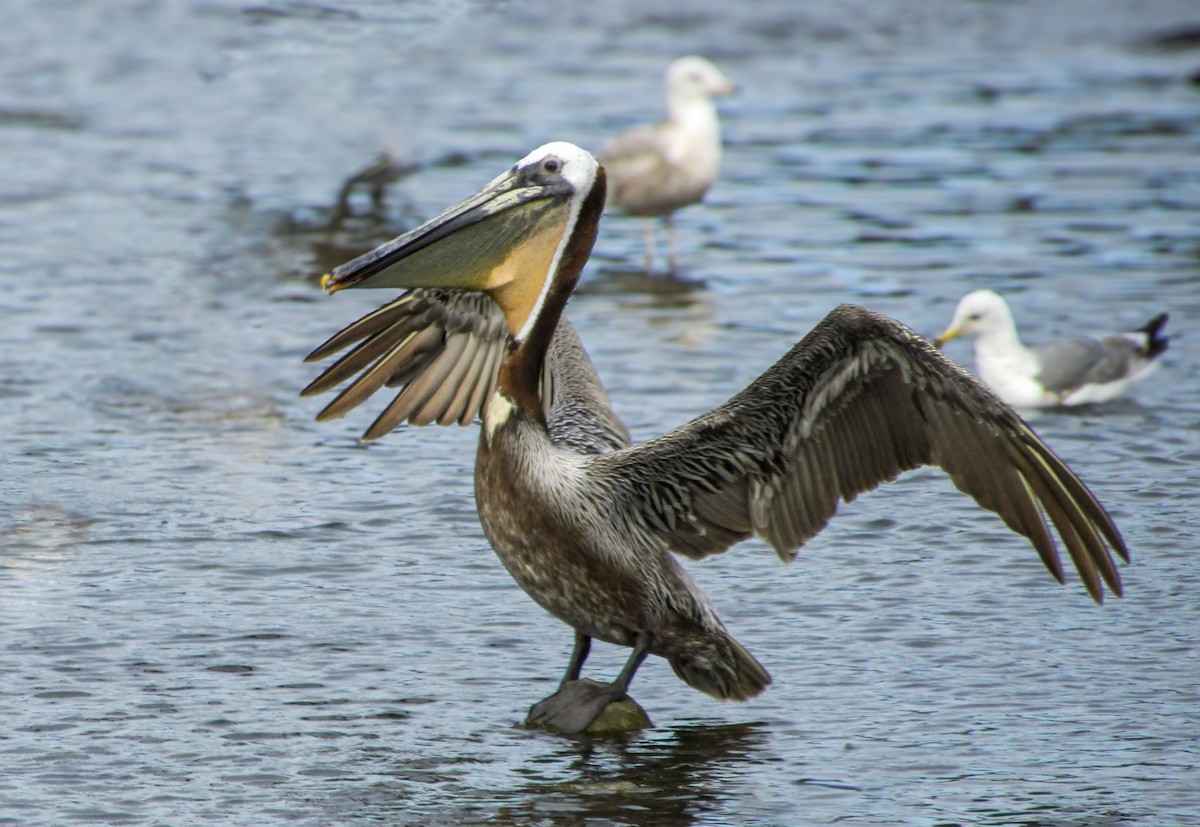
(2, 0), (1199, 824)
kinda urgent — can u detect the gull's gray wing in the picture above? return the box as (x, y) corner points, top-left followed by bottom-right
(1032, 338), (1140, 393)
(587, 305), (1128, 603)
(596, 123), (681, 213)
(598, 123), (666, 170)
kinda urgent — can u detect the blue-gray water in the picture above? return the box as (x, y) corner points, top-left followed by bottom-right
(2, 1), (1199, 824)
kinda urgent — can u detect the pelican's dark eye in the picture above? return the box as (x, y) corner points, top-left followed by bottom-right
(542, 158), (561, 174)
(968, 313), (981, 321)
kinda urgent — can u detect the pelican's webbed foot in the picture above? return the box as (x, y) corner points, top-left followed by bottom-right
(526, 679), (651, 735)
(526, 632), (655, 735)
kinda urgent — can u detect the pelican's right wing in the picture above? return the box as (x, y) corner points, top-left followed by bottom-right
(589, 305), (1128, 602)
(303, 289), (630, 453)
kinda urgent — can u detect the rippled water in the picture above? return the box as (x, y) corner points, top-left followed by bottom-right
(2, 0), (1199, 824)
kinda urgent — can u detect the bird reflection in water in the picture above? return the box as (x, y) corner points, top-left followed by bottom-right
(499, 722), (771, 826)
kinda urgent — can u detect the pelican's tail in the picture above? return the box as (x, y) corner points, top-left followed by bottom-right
(1138, 313), (1170, 360)
(668, 632), (772, 702)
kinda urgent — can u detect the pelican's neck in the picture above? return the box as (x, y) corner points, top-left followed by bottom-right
(496, 169), (607, 425)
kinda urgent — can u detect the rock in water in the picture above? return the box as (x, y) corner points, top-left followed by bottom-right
(583, 697), (653, 736)
(525, 679), (653, 735)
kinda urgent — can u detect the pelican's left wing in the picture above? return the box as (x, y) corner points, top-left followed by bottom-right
(589, 304), (1128, 602)
(304, 288), (505, 437)
(303, 289), (630, 453)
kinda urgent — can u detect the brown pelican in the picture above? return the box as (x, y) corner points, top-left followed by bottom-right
(936, 289), (1169, 408)
(598, 56), (734, 274)
(304, 143), (1128, 735)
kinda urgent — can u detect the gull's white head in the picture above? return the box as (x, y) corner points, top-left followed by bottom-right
(936, 289), (1019, 347)
(666, 55), (735, 100)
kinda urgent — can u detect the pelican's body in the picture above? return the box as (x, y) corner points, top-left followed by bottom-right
(305, 144), (1128, 734)
(598, 56), (734, 273)
(936, 290), (1169, 408)
(475, 401), (766, 699)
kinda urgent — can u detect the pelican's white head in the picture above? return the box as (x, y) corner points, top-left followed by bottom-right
(321, 142), (603, 342)
(510, 141), (599, 199)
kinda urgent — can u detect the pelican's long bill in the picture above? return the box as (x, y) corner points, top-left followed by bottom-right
(320, 146), (594, 337)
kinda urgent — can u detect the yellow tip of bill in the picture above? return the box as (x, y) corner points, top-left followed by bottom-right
(933, 329), (959, 349)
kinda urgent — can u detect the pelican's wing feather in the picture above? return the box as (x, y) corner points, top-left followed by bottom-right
(592, 305), (1128, 602)
(304, 289), (630, 453)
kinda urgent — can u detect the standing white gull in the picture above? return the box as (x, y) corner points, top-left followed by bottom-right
(935, 289), (1169, 408)
(598, 56), (734, 274)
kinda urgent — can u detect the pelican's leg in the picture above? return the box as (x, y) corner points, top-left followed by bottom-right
(562, 631), (591, 685)
(527, 632), (654, 735)
(642, 219), (656, 274)
(610, 631), (652, 697)
(665, 213), (679, 276)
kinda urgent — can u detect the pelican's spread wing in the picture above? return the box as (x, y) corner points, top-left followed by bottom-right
(304, 289), (630, 452)
(590, 305), (1128, 602)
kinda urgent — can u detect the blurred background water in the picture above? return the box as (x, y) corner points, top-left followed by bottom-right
(2, 0), (1199, 824)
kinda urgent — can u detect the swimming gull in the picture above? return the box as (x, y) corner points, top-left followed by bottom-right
(935, 289), (1169, 408)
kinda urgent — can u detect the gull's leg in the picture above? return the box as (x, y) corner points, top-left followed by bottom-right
(642, 219), (656, 274)
(666, 213), (679, 275)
